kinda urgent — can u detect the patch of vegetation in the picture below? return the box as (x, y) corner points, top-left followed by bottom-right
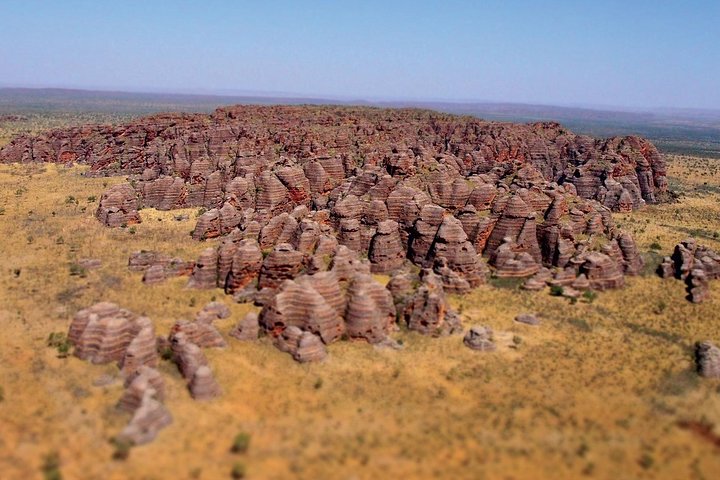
(657, 368), (700, 396)
(231, 432), (251, 454)
(549, 285), (564, 297)
(47, 332), (72, 358)
(567, 318), (592, 332)
(623, 322), (684, 345)
(68, 263), (87, 278)
(489, 276), (525, 290)
(231, 462), (246, 479)
(110, 437), (133, 461)
(41, 451), (62, 480)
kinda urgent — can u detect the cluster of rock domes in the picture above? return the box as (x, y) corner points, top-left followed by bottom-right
(659, 238), (720, 303)
(0, 106), (667, 211)
(67, 301), (233, 445)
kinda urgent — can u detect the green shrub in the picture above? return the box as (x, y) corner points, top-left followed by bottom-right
(41, 451), (62, 480)
(110, 437), (132, 460)
(581, 290), (597, 303)
(231, 462), (246, 479)
(69, 263), (87, 278)
(231, 432), (251, 454)
(47, 332), (72, 358)
(550, 285), (564, 297)
(649, 242), (662, 251)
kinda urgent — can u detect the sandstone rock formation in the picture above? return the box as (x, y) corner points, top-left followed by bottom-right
(659, 239), (720, 302)
(696, 341), (720, 378)
(95, 184), (141, 228)
(116, 389), (172, 445)
(229, 312), (260, 341)
(463, 326), (496, 351)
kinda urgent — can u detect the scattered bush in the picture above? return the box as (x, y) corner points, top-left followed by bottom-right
(110, 437), (132, 460)
(69, 263), (87, 278)
(128, 227), (136, 235)
(41, 451), (62, 480)
(0, 385), (4, 402)
(230, 462), (246, 479)
(649, 242), (662, 251)
(581, 290), (597, 303)
(231, 432), (251, 454)
(47, 332), (72, 358)
(550, 285), (564, 297)
(314, 378), (324, 389)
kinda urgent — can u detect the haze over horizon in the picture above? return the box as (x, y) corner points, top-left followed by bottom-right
(2, 0), (719, 110)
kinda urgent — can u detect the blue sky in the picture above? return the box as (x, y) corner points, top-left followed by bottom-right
(1, 0), (718, 109)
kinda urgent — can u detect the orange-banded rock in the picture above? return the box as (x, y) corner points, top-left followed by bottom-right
(213, 237), (239, 288)
(187, 247), (219, 289)
(463, 326), (496, 351)
(68, 302), (124, 345)
(403, 271), (461, 336)
(329, 245), (367, 283)
(580, 252), (624, 290)
(522, 267), (552, 290)
(95, 184), (141, 228)
(490, 237), (540, 278)
(195, 301), (231, 323)
(140, 175), (186, 210)
(259, 213), (298, 250)
(273, 325), (304, 354)
(226, 238), (263, 294)
(485, 195), (541, 263)
(408, 204), (445, 265)
(142, 265), (167, 284)
(255, 171), (291, 214)
(257, 243), (304, 292)
(229, 312), (260, 341)
(337, 218), (362, 252)
(293, 332), (328, 363)
(116, 388), (172, 445)
(345, 280), (389, 343)
(386, 273), (416, 312)
(617, 231), (643, 275)
(71, 304), (138, 364)
(368, 220), (405, 273)
(430, 215), (487, 287)
(119, 323), (158, 378)
(259, 279), (344, 343)
(296, 271), (346, 318)
(171, 333), (209, 380)
(128, 250), (171, 272)
(188, 365), (222, 400)
(117, 366), (164, 413)
(687, 269), (709, 304)
(695, 341), (720, 378)
(170, 318), (227, 348)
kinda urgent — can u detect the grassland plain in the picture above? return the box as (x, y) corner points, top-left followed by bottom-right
(0, 157), (720, 480)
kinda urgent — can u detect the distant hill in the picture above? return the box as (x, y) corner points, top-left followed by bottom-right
(1, 87), (719, 157)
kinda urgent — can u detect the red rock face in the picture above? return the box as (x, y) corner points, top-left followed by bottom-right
(12, 106), (659, 299)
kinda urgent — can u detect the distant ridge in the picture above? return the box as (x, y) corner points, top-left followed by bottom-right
(1, 87), (720, 157)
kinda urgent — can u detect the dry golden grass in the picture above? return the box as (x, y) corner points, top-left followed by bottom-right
(1, 159), (720, 480)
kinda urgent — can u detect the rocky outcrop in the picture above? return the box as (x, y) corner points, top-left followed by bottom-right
(116, 388), (172, 445)
(395, 270), (462, 336)
(659, 239), (720, 302)
(95, 184), (141, 228)
(229, 312), (260, 341)
(463, 326), (496, 351)
(69, 303), (139, 364)
(696, 341), (720, 378)
(188, 365), (222, 400)
(117, 366), (165, 413)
